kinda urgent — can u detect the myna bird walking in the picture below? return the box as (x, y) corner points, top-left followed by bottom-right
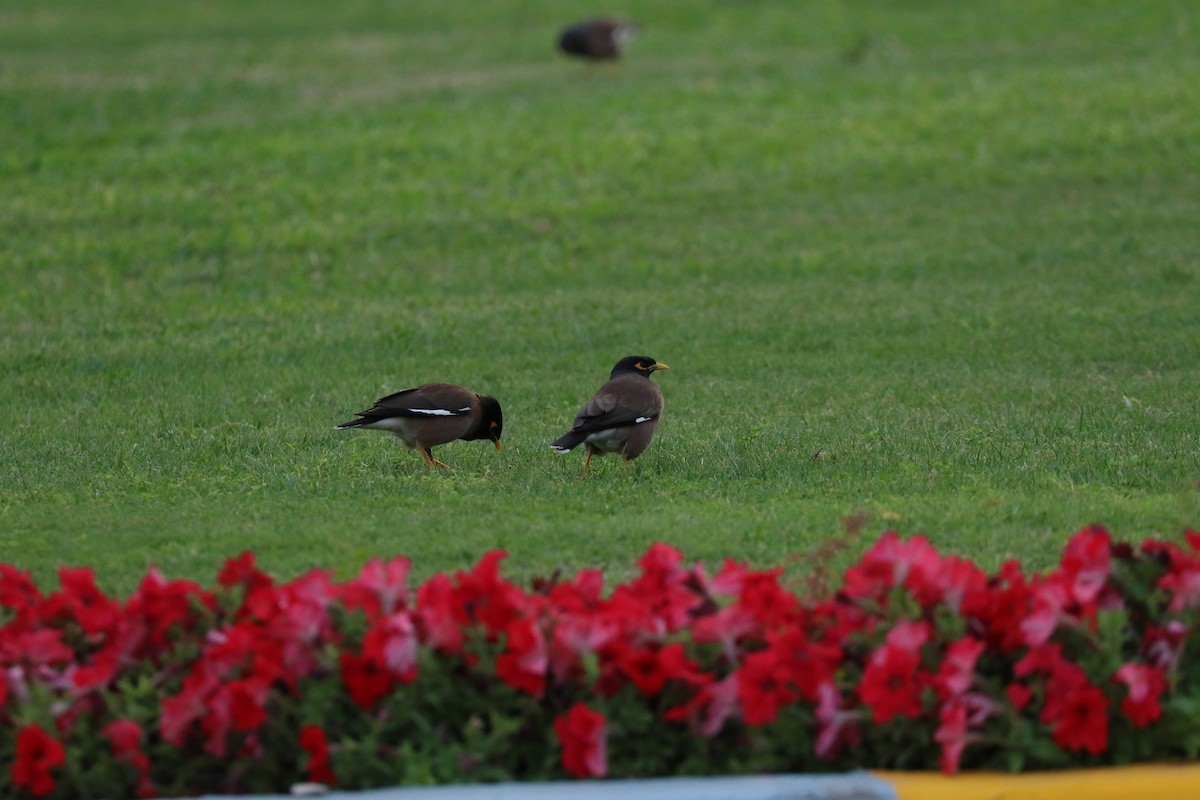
(550, 355), (669, 477)
(335, 383), (503, 469)
(557, 17), (640, 61)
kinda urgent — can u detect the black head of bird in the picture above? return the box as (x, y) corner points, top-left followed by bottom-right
(558, 17), (640, 61)
(549, 355), (669, 477)
(334, 382), (503, 470)
(471, 395), (505, 450)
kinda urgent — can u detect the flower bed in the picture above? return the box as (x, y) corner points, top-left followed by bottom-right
(2, 526), (1199, 797)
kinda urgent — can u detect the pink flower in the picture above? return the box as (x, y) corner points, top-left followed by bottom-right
(815, 681), (861, 761)
(934, 700), (972, 774)
(663, 673), (739, 737)
(1114, 662), (1167, 727)
(414, 573), (464, 655)
(362, 611), (419, 683)
(554, 703), (607, 778)
(1060, 525), (1112, 605)
(337, 556), (412, 619)
(691, 605), (759, 661)
(935, 636), (985, 701)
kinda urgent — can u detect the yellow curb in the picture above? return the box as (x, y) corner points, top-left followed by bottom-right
(876, 764), (1200, 800)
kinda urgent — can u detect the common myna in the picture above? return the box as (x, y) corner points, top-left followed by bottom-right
(335, 383), (503, 469)
(550, 355), (669, 477)
(557, 17), (640, 61)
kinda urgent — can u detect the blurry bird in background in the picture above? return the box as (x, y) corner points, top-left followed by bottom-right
(558, 17), (640, 61)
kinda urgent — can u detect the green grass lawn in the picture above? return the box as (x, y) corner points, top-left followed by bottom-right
(2, 0), (1198, 595)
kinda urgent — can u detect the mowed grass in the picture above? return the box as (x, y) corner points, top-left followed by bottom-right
(2, 1), (1198, 595)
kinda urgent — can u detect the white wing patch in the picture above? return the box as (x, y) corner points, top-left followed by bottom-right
(407, 408), (460, 416)
(634, 416), (653, 424)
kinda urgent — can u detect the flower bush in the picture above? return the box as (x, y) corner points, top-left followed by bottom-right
(3, 526), (1200, 797)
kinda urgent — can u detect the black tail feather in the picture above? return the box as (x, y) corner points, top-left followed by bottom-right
(550, 431), (586, 452)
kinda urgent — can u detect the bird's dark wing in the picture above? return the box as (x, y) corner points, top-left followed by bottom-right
(568, 379), (661, 434)
(358, 383), (475, 420)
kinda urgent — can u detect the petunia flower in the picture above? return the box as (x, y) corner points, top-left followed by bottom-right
(11, 723), (66, 798)
(554, 702), (607, 779)
(1113, 662), (1168, 727)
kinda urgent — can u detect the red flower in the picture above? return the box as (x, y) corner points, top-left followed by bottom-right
(0, 563), (43, 613)
(125, 566), (216, 651)
(0, 628), (74, 667)
(737, 568), (800, 628)
(933, 555), (990, 615)
(299, 724), (337, 785)
(103, 719), (155, 798)
(858, 640), (928, 723)
(12, 723), (66, 798)
(975, 560), (1033, 653)
(339, 651), (397, 710)
(495, 615), (548, 697)
(1041, 669), (1110, 754)
(611, 542), (700, 632)
(452, 550), (525, 635)
(1114, 662), (1167, 727)
(737, 646), (799, 725)
(45, 566), (122, 636)
(1006, 682), (1033, 712)
(554, 703), (607, 778)
(843, 532), (943, 607)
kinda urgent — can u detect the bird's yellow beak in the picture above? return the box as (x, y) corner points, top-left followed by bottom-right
(653, 362), (670, 371)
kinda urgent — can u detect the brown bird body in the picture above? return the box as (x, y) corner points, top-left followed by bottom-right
(558, 17), (640, 61)
(550, 355), (668, 477)
(335, 383), (502, 469)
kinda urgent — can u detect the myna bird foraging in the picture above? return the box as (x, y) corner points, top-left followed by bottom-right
(550, 355), (669, 477)
(557, 17), (640, 61)
(335, 383), (502, 469)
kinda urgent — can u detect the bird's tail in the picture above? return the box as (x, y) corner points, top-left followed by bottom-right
(549, 431), (586, 453)
(333, 418), (368, 430)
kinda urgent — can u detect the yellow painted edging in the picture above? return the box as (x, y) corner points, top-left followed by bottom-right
(875, 764), (1200, 800)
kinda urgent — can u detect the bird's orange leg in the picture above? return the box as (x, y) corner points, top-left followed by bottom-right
(419, 445), (451, 470)
(581, 450), (592, 479)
